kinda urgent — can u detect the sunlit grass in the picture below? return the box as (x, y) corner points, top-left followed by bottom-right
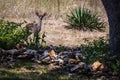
(0, 0), (104, 19)
(0, 0), (77, 18)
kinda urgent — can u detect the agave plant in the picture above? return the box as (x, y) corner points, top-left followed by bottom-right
(66, 7), (105, 31)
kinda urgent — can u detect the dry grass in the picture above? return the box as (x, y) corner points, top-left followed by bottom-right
(0, 0), (108, 47)
(43, 20), (108, 47)
(0, 0), (106, 18)
(0, 0), (77, 18)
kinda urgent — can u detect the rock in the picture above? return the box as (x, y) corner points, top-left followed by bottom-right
(25, 49), (37, 55)
(92, 61), (105, 71)
(4, 48), (27, 60)
(75, 51), (82, 56)
(112, 72), (119, 76)
(70, 62), (87, 72)
(62, 51), (73, 55)
(43, 50), (49, 56)
(63, 57), (70, 64)
(58, 51), (73, 58)
(40, 50), (54, 62)
(96, 76), (106, 80)
(68, 58), (78, 64)
(14, 48), (27, 56)
(88, 64), (93, 72)
(49, 63), (55, 69)
(24, 49), (40, 60)
(75, 51), (86, 59)
(41, 56), (51, 63)
(58, 59), (64, 66)
(40, 50), (57, 62)
(49, 50), (57, 57)
(0, 48), (5, 57)
(17, 55), (28, 58)
(6, 49), (18, 54)
(0, 48), (5, 53)
(53, 59), (64, 65)
(34, 60), (41, 64)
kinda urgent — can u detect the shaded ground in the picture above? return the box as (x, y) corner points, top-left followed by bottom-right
(0, 63), (88, 80)
(0, 45), (120, 80)
(0, 56), (119, 80)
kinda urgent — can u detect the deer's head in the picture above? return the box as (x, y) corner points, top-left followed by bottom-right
(35, 11), (47, 20)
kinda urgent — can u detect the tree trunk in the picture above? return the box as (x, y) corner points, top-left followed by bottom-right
(101, 0), (120, 55)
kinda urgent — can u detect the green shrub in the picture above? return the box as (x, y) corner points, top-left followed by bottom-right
(81, 37), (120, 72)
(110, 60), (120, 72)
(0, 19), (27, 49)
(65, 7), (105, 31)
(0, 19), (46, 49)
(81, 37), (109, 63)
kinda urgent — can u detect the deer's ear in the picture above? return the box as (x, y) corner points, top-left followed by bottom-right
(43, 13), (47, 16)
(35, 11), (40, 17)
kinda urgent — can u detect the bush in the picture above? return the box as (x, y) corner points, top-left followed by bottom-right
(110, 60), (120, 72)
(0, 19), (46, 49)
(81, 37), (120, 72)
(81, 37), (109, 63)
(65, 7), (105, 31)
(0, 19), (27, 49)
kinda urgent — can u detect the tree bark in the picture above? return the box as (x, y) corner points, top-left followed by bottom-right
(101, 0), (120, 55)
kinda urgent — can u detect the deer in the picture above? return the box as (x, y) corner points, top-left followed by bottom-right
(26, 11), (47, 33)
(25, 11), (47, 43)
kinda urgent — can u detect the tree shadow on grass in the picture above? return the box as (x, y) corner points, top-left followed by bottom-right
(1, 45), (119, 80)
(0, 46), (90, 80)
(0, 66), (91, 80)
(64, 25), (105, 32)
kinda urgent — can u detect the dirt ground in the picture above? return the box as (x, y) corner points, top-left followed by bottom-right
(43, 19), (108, 47)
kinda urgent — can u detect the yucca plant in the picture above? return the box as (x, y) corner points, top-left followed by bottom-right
(66, 7), (105, 31)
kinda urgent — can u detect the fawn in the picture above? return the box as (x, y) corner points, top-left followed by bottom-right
(26, 11), (47, 33)
(25, 11), (47, 46)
